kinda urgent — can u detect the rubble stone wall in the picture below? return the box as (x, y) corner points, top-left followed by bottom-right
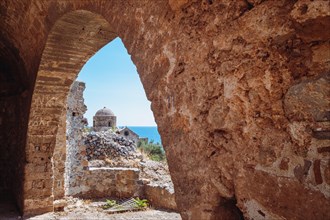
(84, 132), (137, 161)
(65, 81), (88, 196)
(77, 167), (141, 199)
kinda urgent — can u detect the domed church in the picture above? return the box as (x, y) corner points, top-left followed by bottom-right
(93, 107), (117, 131)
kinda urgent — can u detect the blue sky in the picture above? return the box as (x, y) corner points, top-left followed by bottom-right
(77, 38), (157, 126)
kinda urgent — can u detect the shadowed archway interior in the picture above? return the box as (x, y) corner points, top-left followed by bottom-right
(0, 35), (28, 216)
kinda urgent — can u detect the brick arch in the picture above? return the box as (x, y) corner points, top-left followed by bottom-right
(25, 10), (122, 216)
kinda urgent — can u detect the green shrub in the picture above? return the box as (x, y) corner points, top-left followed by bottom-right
(102, 199), (117, 209)
(138, 140), (165, 161)
(133, 197), (148, 208)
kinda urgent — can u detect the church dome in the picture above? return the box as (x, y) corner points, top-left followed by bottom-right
(95, 107), (115, 116)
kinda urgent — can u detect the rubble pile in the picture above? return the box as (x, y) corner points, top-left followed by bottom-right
(84, 131), (142, 166)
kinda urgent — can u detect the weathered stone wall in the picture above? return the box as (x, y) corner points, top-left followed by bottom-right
(65, 81), (88, 197)
(77, 167), (141, 199)
(52, 108), (66, 200)
(144, 185), (177, 211)
(0, 0), (329, 219)
(93, 115), (117, 131)
(85, 132), (139, 163)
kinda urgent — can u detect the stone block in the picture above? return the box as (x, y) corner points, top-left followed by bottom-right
(53, 199), (67, 211)
(144, 184), (177, 211)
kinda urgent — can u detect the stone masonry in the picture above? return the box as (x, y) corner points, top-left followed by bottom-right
(93, 107), (117, 131)
(84, 132), (138, 162)
(0, 1), (329, 219)
(65, 81), (88, 196)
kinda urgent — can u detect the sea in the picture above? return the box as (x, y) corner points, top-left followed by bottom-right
(125, 126), (162, 144)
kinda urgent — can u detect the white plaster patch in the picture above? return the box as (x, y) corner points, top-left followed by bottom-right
(224, 76), (238, 99)
(263, 70), (272, 92)
(162, 43), (177, 83)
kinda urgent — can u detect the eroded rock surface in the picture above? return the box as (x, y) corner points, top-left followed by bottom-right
(0, 0), (329, 219)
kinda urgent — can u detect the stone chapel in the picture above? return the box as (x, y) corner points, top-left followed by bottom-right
(93, 107), (117, 131)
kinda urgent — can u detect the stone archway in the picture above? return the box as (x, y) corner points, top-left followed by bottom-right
(24, 10), (119, 215)
(1, 1), (329, 219)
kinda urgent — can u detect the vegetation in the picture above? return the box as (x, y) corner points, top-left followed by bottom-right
(133, 197), (149, 208)
(102, 199), (117, 209)
(83, 126), (92, 132)
(137, 140), (165, 161)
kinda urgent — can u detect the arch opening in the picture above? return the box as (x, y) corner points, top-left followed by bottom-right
(62, 37), (170, 207)
(25, 9), (117, 216)
(24, 8), (173, 217)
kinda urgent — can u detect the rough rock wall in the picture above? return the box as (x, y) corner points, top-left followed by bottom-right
(65, 81), (88, 196)
(0, 0), (329, 219)
(156, 1), (330, 219)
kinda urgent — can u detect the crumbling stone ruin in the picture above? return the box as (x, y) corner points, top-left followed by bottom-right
(118, 127), (141, 144)
(0, 1), (329, 219)
(84, 132), (138, 162)
(62, 81), (176, 210)
(64, 81), (88, 197)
